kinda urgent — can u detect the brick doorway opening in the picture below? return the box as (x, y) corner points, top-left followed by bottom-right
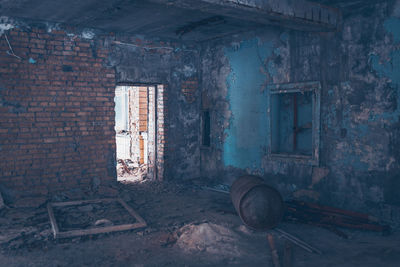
(114, 85), (164, 182)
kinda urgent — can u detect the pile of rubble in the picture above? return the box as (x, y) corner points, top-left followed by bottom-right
(117, 159), (148, 182)
(0, 191), (50, 250)
(0, 207), (53, 250)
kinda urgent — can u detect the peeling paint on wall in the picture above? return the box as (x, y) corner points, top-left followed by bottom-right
(223, 38), (274, 171)
(81, 29), (96, 40)
(0, 16), (14, 35)
(199, 3), (400, 225)
(370, 18), (400, 124)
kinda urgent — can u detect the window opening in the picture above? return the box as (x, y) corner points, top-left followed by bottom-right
(269, 81), (320, 165)
(202, 110), (211, 147)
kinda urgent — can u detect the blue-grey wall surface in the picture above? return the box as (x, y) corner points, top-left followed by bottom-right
(223, 39), (272, 171)
(200, 1), (400, 226)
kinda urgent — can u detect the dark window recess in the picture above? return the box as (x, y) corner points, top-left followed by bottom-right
(271, 91), (312, 156)
(202, 110), (211, 147)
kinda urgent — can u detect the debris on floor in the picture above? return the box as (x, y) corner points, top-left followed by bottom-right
(158, 231), (178, 247)
(284, 200), (391, 235)
(175, 222), (243, 257)
(274, 228), (322, 254)
(0, 180), (399, 267)
(12, 197), (47, 209)
(202, 184), (230, 194)
(0, 209), (52, 250)
(117, 159), (148, 182)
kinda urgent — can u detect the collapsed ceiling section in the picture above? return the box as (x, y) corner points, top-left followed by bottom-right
(1, 0), (340, 41)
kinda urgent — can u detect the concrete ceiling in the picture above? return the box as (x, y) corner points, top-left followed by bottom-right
(313, 0), (386, 7)
(0, 0), (361, 42)
(312, 0), (389, 14)
(2, 0), (258, 41)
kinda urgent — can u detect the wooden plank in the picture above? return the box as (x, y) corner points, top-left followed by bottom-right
(50, 198), (116, 207)
(118, 198), (147, 226)
(282, 241), (292, 267)
(120, 160), (131, 174)
(47, 203), (60, 238)
(56, 222), (147, 239)
(275, 228), (322, 254)
(267, 233), (281, 267)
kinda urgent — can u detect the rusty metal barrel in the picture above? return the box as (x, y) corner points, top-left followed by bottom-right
(230, 175), (284, 230)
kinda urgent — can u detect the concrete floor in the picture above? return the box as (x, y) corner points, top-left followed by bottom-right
(1, 181), (399, 267)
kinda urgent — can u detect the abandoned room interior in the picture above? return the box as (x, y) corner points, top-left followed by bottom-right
(0, 0), (400, 266)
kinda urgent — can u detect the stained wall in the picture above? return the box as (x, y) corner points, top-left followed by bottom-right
(200, 1), (400, 225)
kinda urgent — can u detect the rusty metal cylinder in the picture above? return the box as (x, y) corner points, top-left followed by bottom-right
(230, 175), (284, 230)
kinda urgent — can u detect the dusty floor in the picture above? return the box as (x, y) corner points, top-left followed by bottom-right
(0, 180), (399, 267)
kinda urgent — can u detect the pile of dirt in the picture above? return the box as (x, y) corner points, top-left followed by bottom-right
(175, 223), (244, 257)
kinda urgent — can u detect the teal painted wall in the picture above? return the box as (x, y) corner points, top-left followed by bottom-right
(223, 38), (274, 170)
(370, 18), (400, 124)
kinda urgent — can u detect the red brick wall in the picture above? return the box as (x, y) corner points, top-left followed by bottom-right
(139, 86), (148, 132)
(0, 27), (116, 198)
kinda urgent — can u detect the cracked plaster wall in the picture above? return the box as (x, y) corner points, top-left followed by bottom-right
(200, 1), (400, 225)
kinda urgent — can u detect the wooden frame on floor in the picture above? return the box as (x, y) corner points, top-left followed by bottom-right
(47, 198), (147, 239)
